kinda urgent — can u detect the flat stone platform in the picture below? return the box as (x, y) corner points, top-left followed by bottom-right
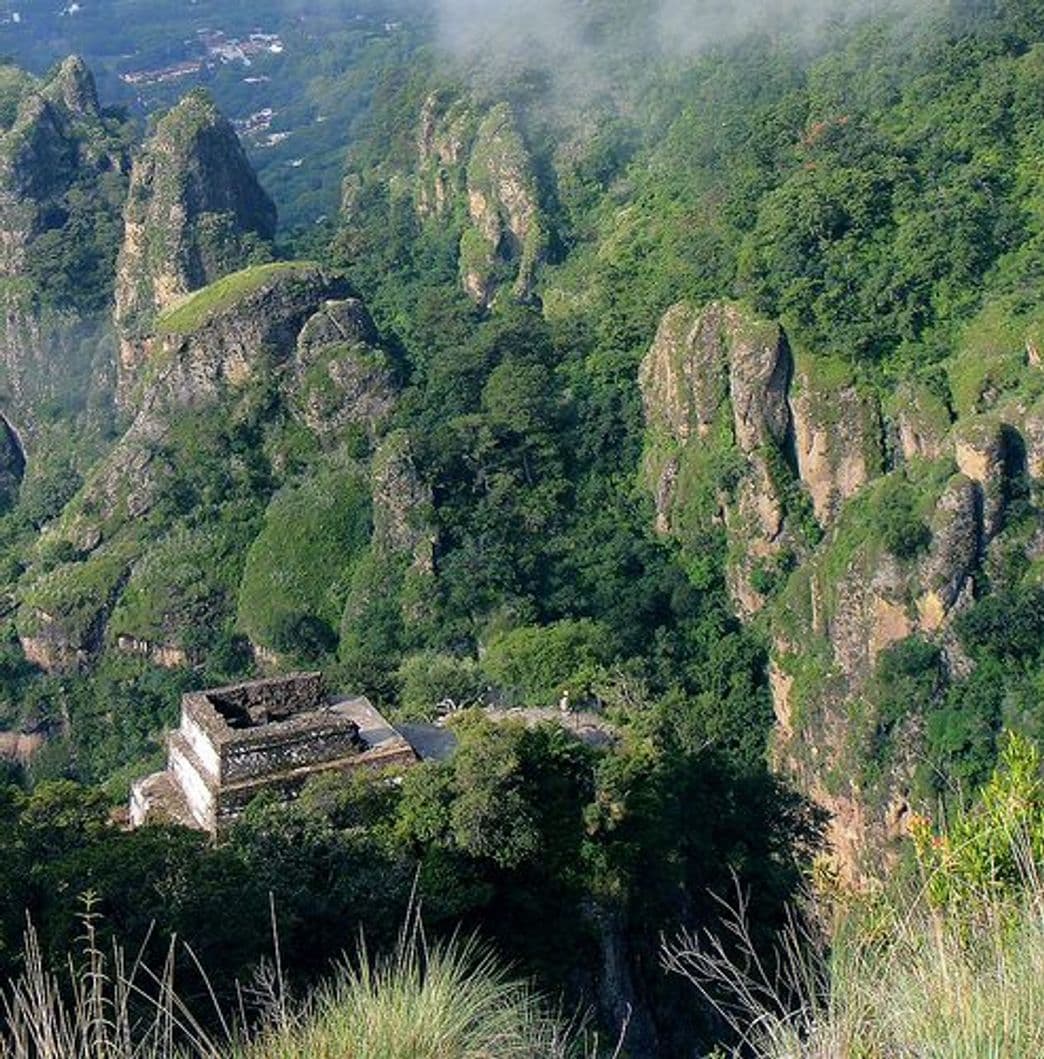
(131, 676), (423, 835)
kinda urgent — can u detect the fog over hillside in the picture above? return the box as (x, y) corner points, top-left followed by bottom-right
(434, 0), (937, 61)
(428, 0), (941, 104)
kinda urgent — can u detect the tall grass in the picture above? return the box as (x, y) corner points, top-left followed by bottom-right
(663, 734), (1044, 1059)
(664, 871), (1044, 1059)
(0, 901), (582, 1059)
(239, 913), (577, 1059)
(0, 901), (223, 1059)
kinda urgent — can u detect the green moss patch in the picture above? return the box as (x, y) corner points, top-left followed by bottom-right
(157, 261), (317, 334)
(237, 463), (372, 653)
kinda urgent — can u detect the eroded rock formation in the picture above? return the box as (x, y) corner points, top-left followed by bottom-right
(459, 103), (545, 306)
(16, 264), (359, 671)
(639, 300), (798, 615)
(640, 298), (1044, 881)
(114, 89), (276, 398)
(0, 57), (128, 450)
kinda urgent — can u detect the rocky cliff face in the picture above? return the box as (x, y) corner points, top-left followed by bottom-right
(0, 57), (129, 458)
(416, 92), (475, 221)
(371, 430), (435, 574)
(459, 103), (545, 306)
(114, 89), (276, 399)
(641, 299), (1044, 881)
(639, 301), (801, 616)
(15, 264), (382, 671)
(790, 356), (883, 526)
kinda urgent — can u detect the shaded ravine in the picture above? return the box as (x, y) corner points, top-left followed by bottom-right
(0, 410), (25, 511)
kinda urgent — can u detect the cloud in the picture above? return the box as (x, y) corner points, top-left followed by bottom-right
(433, 0), (932, 76)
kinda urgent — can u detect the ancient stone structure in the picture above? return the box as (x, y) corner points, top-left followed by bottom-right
(130, 673), (418, 833)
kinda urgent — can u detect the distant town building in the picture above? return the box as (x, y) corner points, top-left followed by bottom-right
(130, 673), (422, 834)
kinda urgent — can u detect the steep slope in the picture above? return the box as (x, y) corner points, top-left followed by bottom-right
(16, 262), (404, 672)
(114, 88), (277, 399)
(639, 296), (1044, 880)
(0, 56), (131, 480)
(639, 301), (803, 616)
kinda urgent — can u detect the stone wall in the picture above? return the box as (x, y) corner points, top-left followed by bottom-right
(181, 710), (222, 779)
(221, 716), (362, 784)
(206, 671), (326, 726)
(214, 741), (417, 827)
(169, 737), (216, 830)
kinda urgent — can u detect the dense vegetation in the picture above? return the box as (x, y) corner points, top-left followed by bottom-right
(665, 734), (1044, 1058)
(0, 713), (811, 1053)
(0, 1), (1043, 1055)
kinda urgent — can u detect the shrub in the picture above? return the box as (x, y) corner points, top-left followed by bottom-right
(876, 478), (931, 560)
(482, 620), (612, 707)
(397, 651), (485, 718)
(957, 585), (1044, 663)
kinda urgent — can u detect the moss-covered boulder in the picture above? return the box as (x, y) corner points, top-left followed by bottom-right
(291, 297), (396, 442)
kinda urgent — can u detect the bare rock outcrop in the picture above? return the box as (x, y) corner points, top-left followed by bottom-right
(16, 266), (353, 670)
(340, 93), (547, 310)
(76, 266), (348, 540)
(891, 381), (952, 463)
(790, 357), (882, 526)
(952, 416), (1009, 540)
(917, 475), (980, 631)
(639, 300), (796, 615)
(114, 89), (276, 399)
(768, 463), (999, 882)
(1024, 394), (1044, 481)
